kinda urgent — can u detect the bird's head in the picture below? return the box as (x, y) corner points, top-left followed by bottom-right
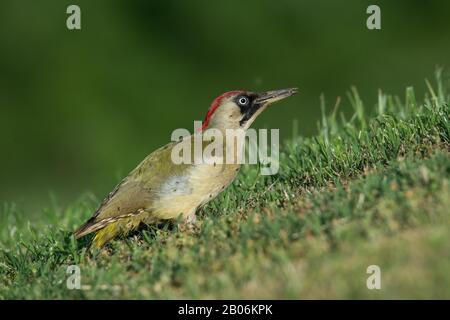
(201, 88), (298, 131)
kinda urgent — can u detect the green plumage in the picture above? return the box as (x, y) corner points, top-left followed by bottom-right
(75, 141), (189, 247)
(74, 88), (297, 248)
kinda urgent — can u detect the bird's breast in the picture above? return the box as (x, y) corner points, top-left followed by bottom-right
(152, 162), (240, 219)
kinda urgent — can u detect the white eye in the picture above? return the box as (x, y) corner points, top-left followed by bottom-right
(238, 96), (249, 106)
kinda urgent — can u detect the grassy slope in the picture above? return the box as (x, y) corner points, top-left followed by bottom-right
(1, 71), (449, 299)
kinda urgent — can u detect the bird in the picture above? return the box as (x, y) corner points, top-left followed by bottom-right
(74, 88), (298, 248)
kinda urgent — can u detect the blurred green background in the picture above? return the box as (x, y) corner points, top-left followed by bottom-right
(1, 0), (449, 211)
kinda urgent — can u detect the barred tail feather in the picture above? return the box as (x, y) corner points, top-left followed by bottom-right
(74, 218), (105, 239)
(74, 209), (147, 248)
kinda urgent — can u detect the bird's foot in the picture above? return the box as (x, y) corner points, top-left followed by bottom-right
(179, 214), (198, 233)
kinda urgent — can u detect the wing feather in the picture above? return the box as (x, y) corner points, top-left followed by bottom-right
(74, 140), (191, 240)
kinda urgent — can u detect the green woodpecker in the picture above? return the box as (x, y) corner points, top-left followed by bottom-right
(74, 88), (297, 247)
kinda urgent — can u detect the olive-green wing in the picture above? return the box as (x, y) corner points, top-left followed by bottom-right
(74, 141), (188, 238)
(73, 178), (153, 238)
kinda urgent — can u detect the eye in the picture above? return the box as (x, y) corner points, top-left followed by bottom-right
(237, 96), (249, 106)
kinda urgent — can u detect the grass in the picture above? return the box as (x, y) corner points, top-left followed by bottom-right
(1, 70), (449, 299)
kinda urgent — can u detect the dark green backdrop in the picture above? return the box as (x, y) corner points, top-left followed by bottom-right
(1, 0), (449, 210)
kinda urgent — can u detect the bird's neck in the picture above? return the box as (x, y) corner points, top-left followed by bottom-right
(196, 124), (247, 167)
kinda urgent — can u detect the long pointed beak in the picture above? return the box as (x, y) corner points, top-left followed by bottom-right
(254, 88), (298, 105)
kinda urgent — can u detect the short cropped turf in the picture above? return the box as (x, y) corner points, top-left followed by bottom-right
(1, 70), (449, 299)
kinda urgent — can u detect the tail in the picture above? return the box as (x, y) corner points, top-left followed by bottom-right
(74, 211), (146, 248)
(74, 216), (116, 239)
(91, 224), (120, 248)
(74, 220), (122, 249)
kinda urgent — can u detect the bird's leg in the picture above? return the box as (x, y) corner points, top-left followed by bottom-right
(185, 213), (197, 225)
(179, 212), (197, 232)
